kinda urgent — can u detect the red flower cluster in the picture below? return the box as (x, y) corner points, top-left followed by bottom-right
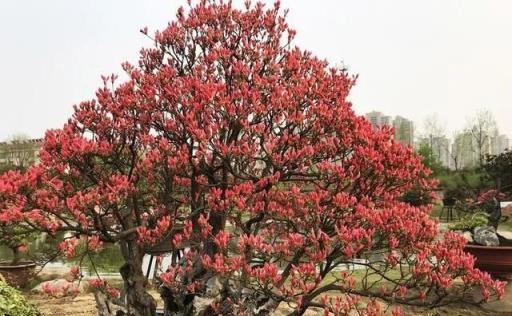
(478, 189), (506, 203)
(88, 279), (120, 299)
(0, 0), (505, 314)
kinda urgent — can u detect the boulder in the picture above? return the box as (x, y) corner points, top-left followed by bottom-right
(474, 226), (499, 246)
(497, 230), (512, 240)
(497, 230), (512, 246)
(32, 278), (84, 297)
(194, 296), (215, 315)
(94, 291), (128, 316)
(462, 231), (474, 243)
(205, 275), (223, 297)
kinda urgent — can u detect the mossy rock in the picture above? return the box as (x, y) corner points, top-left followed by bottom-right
(0, 280), (41, 316)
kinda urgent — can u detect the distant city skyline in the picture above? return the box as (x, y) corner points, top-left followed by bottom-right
(1, 0), (512, 140)
(365, 109), (510, 169)
(365, 111), (415, 146)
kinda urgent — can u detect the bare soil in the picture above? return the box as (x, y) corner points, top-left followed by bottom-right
(26, 293), (509, 316)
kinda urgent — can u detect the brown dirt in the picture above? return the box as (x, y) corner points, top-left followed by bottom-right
(27, 289), (163, 316)
(26, 293), (509, 316)
(29, 294), (96, 316)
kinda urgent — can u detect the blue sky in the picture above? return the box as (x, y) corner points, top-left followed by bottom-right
(1, 0), (511, 140)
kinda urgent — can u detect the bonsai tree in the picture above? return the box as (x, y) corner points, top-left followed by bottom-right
(0, 1), (505, 315)
(485, 150), (512, 198)
(477, 189), (505, 229)
(0, 222), (32, 264)
(449, 189), (506, 246)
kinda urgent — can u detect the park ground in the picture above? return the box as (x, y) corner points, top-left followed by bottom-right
(23, 207), (512, 315)
(26, 291), (511, 316)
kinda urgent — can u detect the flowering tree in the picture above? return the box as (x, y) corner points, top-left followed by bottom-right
(485, 150), (512, 197)
(0, 1), (505, 315)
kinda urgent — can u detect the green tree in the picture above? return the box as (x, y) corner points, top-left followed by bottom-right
(417, 142), (445, 177)
(0, 134), (40, 173)
(485, 149), (512, 197)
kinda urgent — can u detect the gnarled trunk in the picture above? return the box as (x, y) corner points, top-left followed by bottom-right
(10, 246), (21, 265)
(96, 239), (156, 316)
(120, 239), (157, 316)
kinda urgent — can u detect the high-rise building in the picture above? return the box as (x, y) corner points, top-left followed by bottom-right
(365, 111), (414, 146)
(415, 136), (450, 168)
(393, 116), (414, 146)
(365, 111), (392, 128)
(491, 134), (510, 155)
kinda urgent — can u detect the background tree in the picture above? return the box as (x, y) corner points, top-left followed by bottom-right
(417, 141), (445, 177)
(0, 134), (40, 172)
(466, 109), (497, 168)
(449, 130), (466, 171)
(0, 1), (504, 315)
(417, 114), (450, 172)
(485, 149), (512, 198)
(0, 135), (42, 265)
(422, 114), (446, 141)
(401, 141), (442, 207)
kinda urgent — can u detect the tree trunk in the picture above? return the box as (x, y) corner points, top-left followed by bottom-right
(95, 239), (157, 316)
(11, 247), (20, 265)
(120, 240), (157, 316)
(119, 260), (157, 316)
(286, 307), (307, 316)
(94, 291), (129, 316)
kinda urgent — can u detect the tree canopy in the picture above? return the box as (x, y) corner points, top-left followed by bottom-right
(0, 1), (504, 315)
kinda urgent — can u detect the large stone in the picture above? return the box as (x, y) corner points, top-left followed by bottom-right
(94, 291), (128, 316)
(462, 231), (474, 243)
(194, 296), (215, 315)
(474, 226), (499, 246)
(32, 278), (84, 296)
(498, 230), (512, 246)
(497, 230), (512, 240)
(205, 275), (223, 297)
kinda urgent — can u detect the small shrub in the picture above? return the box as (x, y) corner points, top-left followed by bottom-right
(401, 186), (434, 206)
(0, 280), (40, 316)
(449, 212), (489, 231)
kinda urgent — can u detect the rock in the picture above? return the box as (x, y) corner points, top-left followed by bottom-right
(497, 230), (512, 240)
(205, 275), (223, 297)
(438, 223), (450, 233)
(194, 296), (215, 315)
(474, 226), (500, 246)
(498, 230), (512, 246)
(32, 278), (84, 296)
(94, 291), (128, 316)
(462, 231), (474, 243)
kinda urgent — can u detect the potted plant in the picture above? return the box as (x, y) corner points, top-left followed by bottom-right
(450, 190), (512, 279)
(0, 223), (37, 288)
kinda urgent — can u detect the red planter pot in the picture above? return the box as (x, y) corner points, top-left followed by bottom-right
(464, 245), (512, 279)
(0, 261), (37, 288)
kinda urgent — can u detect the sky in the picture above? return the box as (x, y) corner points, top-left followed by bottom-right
(1, 0), (511, 141)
